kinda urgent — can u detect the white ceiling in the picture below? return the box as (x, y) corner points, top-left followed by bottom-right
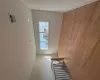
(22, 0), (97, 12)
(21, 0), (98, 12)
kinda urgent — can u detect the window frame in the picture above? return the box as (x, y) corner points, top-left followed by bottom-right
(39, 21), (49, 50)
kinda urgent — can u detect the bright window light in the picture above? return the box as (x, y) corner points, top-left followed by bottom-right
(39, 22), (49, 50)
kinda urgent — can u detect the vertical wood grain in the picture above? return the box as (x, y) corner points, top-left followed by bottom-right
(58, 1), (100, 80)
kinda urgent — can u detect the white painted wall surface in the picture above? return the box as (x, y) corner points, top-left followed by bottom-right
(0, 0), (36, 80)
(32, 10), (62, 54)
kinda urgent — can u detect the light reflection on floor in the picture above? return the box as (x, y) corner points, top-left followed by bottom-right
(31, 54), (57, 80)
(43, 56), (52, 61)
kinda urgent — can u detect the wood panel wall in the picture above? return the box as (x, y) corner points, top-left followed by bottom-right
(58, 1), (100, 80)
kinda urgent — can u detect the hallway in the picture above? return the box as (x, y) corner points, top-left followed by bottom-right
(31, 54), (57, 80)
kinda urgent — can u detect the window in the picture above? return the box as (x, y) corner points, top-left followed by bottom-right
(39, 22), (49, 50)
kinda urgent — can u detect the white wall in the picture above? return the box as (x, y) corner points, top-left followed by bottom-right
(32, 10), (62, 54)
(0, 0), (36, 80)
